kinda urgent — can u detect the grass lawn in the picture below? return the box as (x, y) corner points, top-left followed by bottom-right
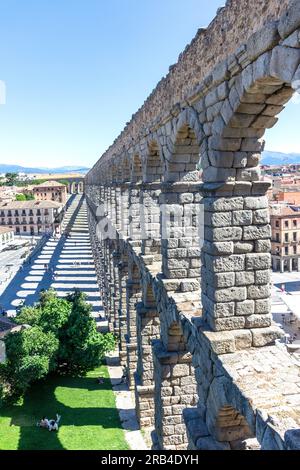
(0, 365), (129, 450)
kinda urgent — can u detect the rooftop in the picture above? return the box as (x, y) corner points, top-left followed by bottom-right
(270, 205), (300, 217)
(0, 200), (63, 210)
(33, 180), (66, 189)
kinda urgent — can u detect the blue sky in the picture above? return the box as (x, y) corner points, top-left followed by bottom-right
(0, 0), (299, 169)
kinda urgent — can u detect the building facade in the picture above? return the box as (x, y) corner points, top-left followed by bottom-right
(0, 226), (14, 249)
(32, 180), (67, 204)
(0, 200), (63, 236)
(271, 205), (300, 272)
(275, 190), (300, 206)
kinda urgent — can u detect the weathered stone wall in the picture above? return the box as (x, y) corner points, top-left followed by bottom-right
(86, 0), (300, 451)
(88, 0), (289, 169)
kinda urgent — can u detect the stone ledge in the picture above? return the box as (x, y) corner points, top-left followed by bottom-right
(197, 323), (284, 354)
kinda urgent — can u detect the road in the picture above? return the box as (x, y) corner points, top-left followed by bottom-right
(0, 195), (105, 329)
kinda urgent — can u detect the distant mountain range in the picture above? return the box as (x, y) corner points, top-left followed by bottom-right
(0, 164), (90, 175)
(1, 152), (299, 175)
(262, 151), (300, 166)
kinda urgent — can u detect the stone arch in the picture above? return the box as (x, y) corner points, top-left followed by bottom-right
(166, 320), (186, 352)
(110, 162), (118, 183)
(122, 155), (131, 183)
(215, 406), (254, 445)
(135, 281), (161, 428)
(144, 140), (164, 183)
(131, 153), (143, 183)
(204, 374), (256, 449)
(163, 109), (203, 183)
(204, 48), (299, 183)
(126, 258), (142, 388)
(153, 315), (198, 450)
(113, 156), (122, 183)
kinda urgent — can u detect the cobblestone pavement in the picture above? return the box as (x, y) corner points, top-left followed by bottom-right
(0, 195), (104, 326)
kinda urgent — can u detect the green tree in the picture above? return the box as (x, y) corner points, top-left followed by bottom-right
(1, 288), (115, 403)
(59, 290), (115, 373)
(38, 296), (71, 336)
(14, 306), (42, 326)
(16, 193), (35, 201)
(3, 326), (59, 399)
(15, 194), (26, 201)
(5, 172), (18, 186)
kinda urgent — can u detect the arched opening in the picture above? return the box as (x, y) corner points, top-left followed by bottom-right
(118, 250), (129, 367)
(122, 156), (131, 183)
(140, 142), (162, 259)
(145, 141), (163, 183)
(135, 283), (160, 428)
(165, 124), (201, 183)
(131, 154), (143, 183)
(153, 316), (198, 450)
(202, 46), (300, 333)
(125, 259), (142, 389)
(215, 406), (256, 449)
(110, 163), (117, 183)
(160, 122), (203, 284)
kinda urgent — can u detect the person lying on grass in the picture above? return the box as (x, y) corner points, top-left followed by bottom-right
(38, 414), (61, 431)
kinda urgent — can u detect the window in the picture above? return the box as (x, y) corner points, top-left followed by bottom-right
(293, 220), (297, 227)
(23, 226), (27, 232)
(285, 247), (289, 255)
(285, 221), (289, 228)
(22, 210), (26, 216)
(294, 246), (297, 255)
(276, 233), (280, 242)
(293, 232), (297, 242)
(16, 227), (20, 234)
(285, 233), (289, 243)
(275, 220), (280, 228)
(14, 210), (19, 216)
(8, 210), (12, 217)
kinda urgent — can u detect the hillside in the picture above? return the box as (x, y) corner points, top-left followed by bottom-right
(0, 164), (89, 174)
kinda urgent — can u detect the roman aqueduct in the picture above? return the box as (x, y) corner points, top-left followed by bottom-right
(85, 0), (300, 450)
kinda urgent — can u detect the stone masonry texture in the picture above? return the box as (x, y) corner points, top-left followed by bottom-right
(85, 0), (300, 451)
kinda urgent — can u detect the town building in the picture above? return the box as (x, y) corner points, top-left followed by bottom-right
(270, 204), (300, 272)
(275, 190), (300, 205)
(0, 200), (63, 236)
(0, 226), (14, 249)
(31, 180), (67, 204)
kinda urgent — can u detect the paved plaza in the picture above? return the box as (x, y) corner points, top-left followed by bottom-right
(0, 195), (104, 327)
(272, 272), (300, 348)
